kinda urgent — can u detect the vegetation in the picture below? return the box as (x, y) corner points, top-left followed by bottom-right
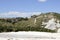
(0, 12), (60, 33)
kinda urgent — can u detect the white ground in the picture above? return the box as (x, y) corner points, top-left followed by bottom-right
(0, 31), (60, 40)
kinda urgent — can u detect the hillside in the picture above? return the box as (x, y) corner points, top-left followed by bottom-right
(0, 12), (60, 33)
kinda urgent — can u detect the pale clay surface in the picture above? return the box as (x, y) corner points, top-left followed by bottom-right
(0, 31), (60, 40)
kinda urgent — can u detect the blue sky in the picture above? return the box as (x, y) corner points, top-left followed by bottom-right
(0, 0), (60, 18)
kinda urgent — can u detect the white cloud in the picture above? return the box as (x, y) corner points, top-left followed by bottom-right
(31, 12), (41, 15)
(38, 0), (47, 2)
(0, 11), (41, 18)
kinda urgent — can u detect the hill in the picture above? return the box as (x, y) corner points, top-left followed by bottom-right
(0, 12), (60, 33)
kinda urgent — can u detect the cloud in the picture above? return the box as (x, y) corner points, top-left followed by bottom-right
(0, 11), (41, 18)
(31, 12), (41, 15)
(38, 0), (47, 2)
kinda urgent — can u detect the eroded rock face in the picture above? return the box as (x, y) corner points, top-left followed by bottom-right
(42, 18), (60, 32)
(45, 18), (56, 30)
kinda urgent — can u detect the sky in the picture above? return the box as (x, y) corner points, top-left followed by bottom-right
(0, 0), (60, 18)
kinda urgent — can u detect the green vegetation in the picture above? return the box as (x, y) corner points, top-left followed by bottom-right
(0, 12), (60, 33)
